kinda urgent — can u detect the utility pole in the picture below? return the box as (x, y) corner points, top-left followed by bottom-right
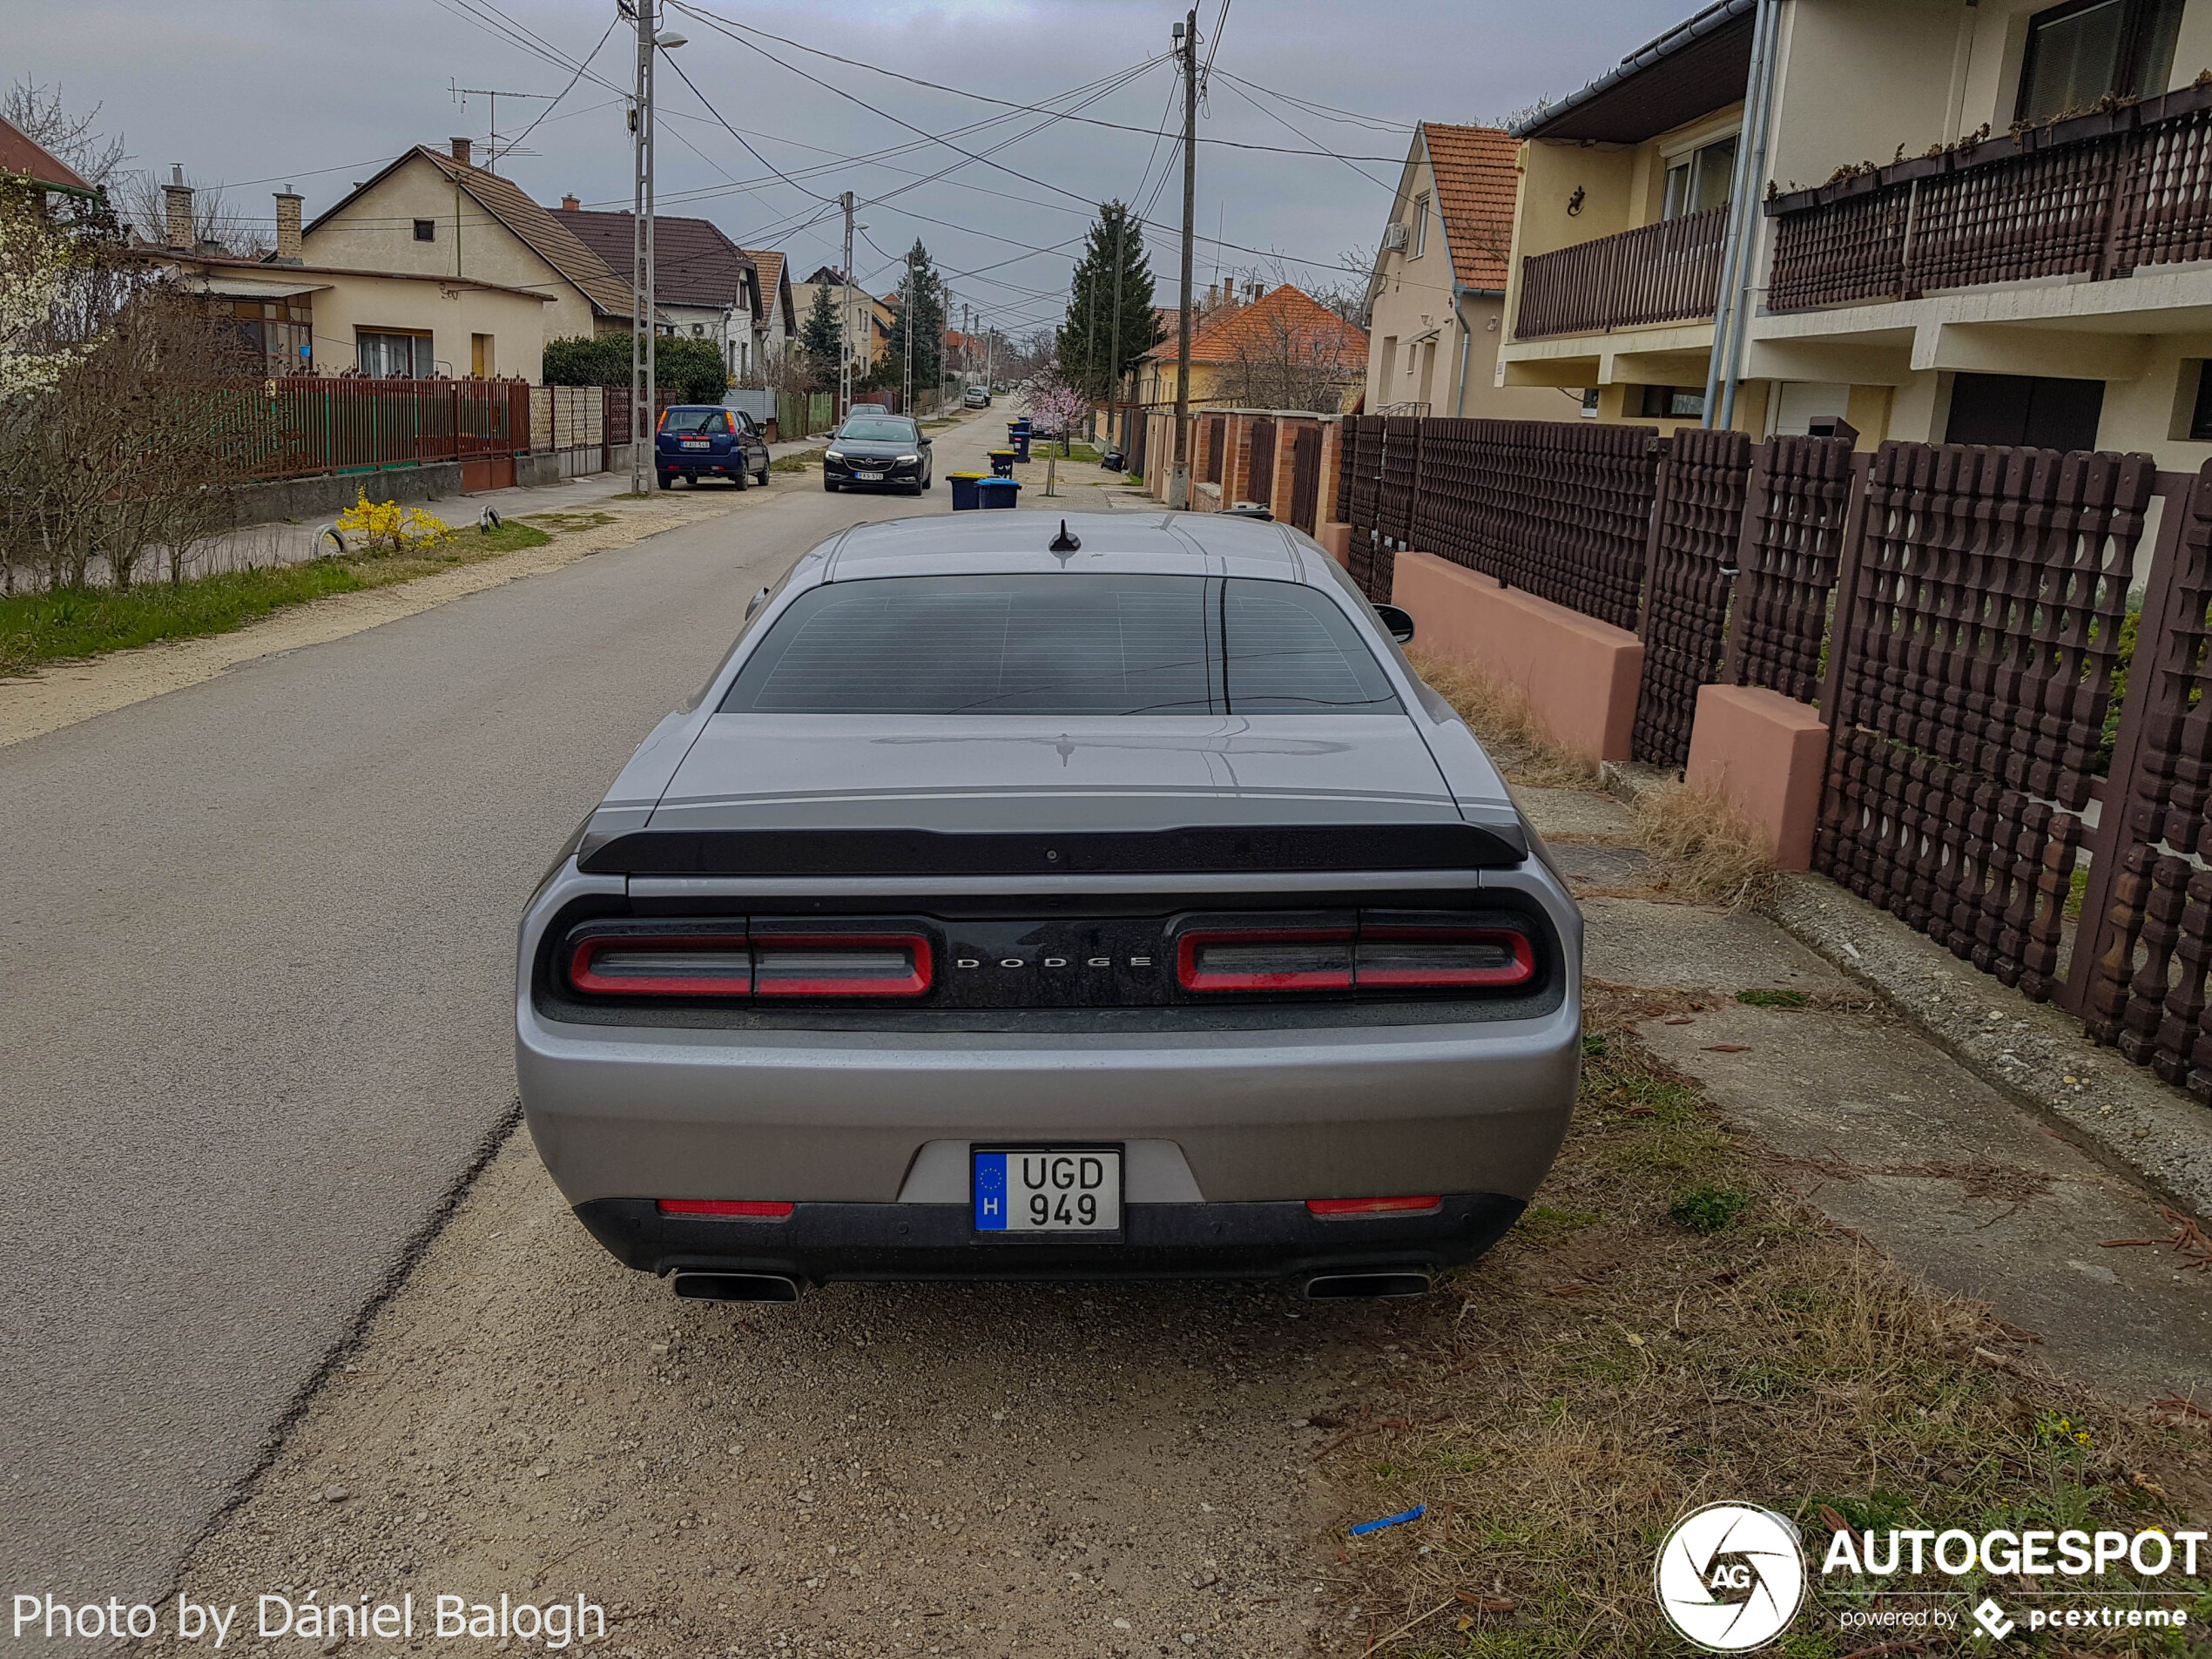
(1170, 9), (1197, 510)
(838, 191), (856, 420)
(901, 245), (915, 415)
(1108, 208), (1124, 457)
(629, 0), (657, 493)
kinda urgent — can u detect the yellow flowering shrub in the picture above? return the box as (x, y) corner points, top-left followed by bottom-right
(334, 491), (454, 555)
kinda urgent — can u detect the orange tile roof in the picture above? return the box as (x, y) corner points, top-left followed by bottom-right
(1142, 284), (1367, 374)
(1420, 123), (1520, 290)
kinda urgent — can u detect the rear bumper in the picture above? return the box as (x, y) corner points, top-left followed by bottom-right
(576, 1193), (1524, 1284)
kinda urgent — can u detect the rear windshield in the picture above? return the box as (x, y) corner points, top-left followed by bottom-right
(837, 418), (919, 442)
(662, 408), (728, 435)
(719, 575), (1400, 716)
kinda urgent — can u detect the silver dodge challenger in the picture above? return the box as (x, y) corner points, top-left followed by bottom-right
(516, 511), (1581, 1301)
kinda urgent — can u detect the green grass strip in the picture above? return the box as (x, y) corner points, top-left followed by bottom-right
(0, 522), (550, 678)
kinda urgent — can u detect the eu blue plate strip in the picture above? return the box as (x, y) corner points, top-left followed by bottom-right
(973, 1152), (1008, 1231)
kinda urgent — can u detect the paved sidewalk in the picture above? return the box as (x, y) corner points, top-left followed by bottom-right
(1518, 774), (2212, 1413)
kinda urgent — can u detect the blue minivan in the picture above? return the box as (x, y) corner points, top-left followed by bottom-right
(657, 406), (772, 490)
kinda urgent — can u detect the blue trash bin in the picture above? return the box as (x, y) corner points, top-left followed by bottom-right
(977, 477), (1021, 509)
(1010, 431), (1032, 462)
(988, 449), (1017, 477)
(948, 472), (984, 510)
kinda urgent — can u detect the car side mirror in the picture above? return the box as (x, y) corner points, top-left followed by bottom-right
(1375, 604), (1416, 645)
(745, 585), (770, 620)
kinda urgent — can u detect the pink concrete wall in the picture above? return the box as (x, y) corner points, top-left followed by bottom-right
(1317, 523), (1352, 566)
(1685, 684), (1830, 871)
(1391, 550), (1642, 764)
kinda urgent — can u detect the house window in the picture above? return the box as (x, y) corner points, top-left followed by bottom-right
(356, 328), (435, 378)
(413, 219), (436, 242)
(2185, 361), (2212, 439)
(1637, 385), (1708, 419)
(2017, 0), (2184, 122)
(1411, 192), (1429, 260)
(1662, 134), (1738, 219)
(1945, 372), (2106, 451)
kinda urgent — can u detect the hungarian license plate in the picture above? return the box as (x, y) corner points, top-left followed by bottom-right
(973, 1148), (1122, 1233)
(680, 439), (710, 449)
(855, 469), (885, 481)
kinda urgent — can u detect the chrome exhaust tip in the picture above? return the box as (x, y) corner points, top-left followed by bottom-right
(671, 1271), (803, 1304)
(1301, 1271), (1432, 1300)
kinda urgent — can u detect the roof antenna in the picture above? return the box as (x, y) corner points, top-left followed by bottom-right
(1049, 519), (1081, 553)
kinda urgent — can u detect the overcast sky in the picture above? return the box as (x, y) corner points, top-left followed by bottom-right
(17, 0), (1692, 337)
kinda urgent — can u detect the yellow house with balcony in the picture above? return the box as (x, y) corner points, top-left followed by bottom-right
(1498, 0), (2212, 465)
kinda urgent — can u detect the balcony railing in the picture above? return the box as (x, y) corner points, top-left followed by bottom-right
(1513, 206), (1728, 341)
(1767, 80), (2212, 313)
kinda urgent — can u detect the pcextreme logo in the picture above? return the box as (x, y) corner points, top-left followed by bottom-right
(1655, 1503), (1808, 1652)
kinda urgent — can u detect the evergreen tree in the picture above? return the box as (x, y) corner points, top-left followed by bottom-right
(885, 239), (948, 397)
(1055, 202), (1158, 404)
(799, 280), (843, 383)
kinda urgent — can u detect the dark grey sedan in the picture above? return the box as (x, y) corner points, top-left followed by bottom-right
(516, 512), (1581, 1303)
(822, 415), (932, 495)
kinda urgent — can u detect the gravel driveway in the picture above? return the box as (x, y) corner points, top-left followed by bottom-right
(145, 1130), (1409, 1659)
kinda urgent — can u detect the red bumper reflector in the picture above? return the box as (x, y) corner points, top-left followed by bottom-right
(658, 1199), (795, 1219)
(1306, 1196), (1442, 1217)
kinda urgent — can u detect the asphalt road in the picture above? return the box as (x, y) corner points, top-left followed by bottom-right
(0, 415), (1002, 1613)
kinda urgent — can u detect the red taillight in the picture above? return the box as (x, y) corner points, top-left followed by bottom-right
(1306, 1196), (1442, 1217)
(1175, 921), (1534, 993)
(1177, 928), (1355, 992)
(751, 933), (932, 997)
(570, 934), (751, 996)
(658, 1199), (794, 1219)
(1355, 927), (1534, 989)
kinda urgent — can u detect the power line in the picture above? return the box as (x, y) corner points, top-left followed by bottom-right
(1210, 71), (1413, 134)
(658, 5), (1401, 159)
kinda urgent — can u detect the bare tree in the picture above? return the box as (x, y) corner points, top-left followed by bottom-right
(109, 167), (271, 257)
(1, 202), (253, 598)
(1219, 305), (1361, 414)
(3, 78), (128, 187)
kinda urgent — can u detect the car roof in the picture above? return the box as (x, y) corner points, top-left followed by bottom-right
(817, 509), (1327, 583)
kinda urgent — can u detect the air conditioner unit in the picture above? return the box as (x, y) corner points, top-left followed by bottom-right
(1381, 223), (1410, 253)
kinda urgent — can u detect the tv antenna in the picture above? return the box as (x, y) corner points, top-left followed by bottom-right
(449, 82), (557, 174)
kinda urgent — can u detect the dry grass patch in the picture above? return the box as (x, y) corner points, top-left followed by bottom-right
(1633, 782), (1776, 907)
(1406, 650), (1595, 787)
(1317, 997), (2211, 1657)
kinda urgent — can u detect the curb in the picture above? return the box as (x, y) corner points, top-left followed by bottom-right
(1762, 875), (2212, 1221)
(1595, 758), (2212, 1218)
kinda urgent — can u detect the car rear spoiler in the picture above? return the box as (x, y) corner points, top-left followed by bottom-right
(578, 821), (1528, 878)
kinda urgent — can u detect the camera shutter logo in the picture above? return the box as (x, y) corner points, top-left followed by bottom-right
(1655, 1502), (1807, 1651)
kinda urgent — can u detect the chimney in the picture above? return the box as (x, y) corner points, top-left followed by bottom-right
(163, 164), (192, 252)
(273, 188), (303, 264)
(561, 193), (580, 212)
(449, 137), (472, 166)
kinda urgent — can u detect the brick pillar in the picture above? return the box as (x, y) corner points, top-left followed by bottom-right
(1318, 418), (1345, 523)
(1270, 417), (1304, 518)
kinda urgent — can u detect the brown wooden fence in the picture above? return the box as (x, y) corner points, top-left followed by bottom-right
(1768, 80), (2212, 312)
(1338, 409), (2212, 1101)
(1514, 206), (1728, 340)
(1631, 428), (1753, 767)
